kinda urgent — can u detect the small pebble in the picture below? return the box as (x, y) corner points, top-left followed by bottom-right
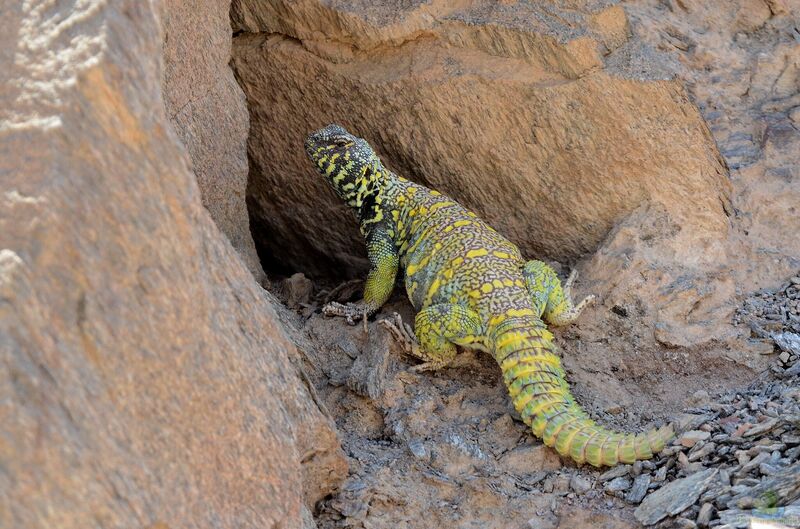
(408, 439), (428, 460)
(625, 473), (651, 504)
(569, 474), (592, 495)
(553, 474), (571, 495)
(604, 476), (632, 493)
(674, 517), (697, 529)
(680, 430), (711, 447)
(599, 465), (631, 481)
(689, 442), (716, 462)
(696, 502), (714, 527)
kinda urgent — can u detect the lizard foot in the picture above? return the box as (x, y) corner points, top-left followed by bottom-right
(379, 313), (450, 372)
(564, 268), (596, 316)
(322, 301), (370, 332)
(379, 312), (418, 354)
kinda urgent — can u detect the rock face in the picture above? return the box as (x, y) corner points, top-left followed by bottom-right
(162, 0), (265, 281)
(231, 0), (730, 283)
(0, 2), (345, 529)
(230, 0), (749, 375)
(624, 0), (800, 311)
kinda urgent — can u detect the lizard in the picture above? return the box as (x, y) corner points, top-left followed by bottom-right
(304, 124), (673, 467)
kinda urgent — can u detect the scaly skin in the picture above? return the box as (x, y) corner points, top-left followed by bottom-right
(304, 124), (673, 467)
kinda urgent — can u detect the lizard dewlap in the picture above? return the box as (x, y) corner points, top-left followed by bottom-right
(304, 124), (673, 467)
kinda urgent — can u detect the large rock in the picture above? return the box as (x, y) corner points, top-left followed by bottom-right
(560, 0), (800, 406)
(231, 0), (730, 281)
(162, 0), (265, 281)
(0, 2), (345, 529)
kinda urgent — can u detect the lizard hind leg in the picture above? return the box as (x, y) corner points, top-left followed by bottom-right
(380, 303), (484, 372)
(522, 260), (595, 327)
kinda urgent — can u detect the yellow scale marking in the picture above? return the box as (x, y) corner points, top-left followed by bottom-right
(466, 248), (489, 259)
(424, 278), (442, 305)
(426, 201), (453, 215)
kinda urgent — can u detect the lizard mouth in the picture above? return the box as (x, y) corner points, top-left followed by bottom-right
(304, 137), (321, 162)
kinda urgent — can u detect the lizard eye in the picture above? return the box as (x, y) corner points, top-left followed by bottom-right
(331, 136), (350, 147)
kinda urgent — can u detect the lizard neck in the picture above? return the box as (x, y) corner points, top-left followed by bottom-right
(356, 167), (397, 234)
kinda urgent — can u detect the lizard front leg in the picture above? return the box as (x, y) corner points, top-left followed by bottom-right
(324, 228), (398, 327)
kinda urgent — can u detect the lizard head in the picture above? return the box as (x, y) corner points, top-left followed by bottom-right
(305, 124), (386, 209)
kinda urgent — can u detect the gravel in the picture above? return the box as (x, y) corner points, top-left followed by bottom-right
(583, 285), (800, 527)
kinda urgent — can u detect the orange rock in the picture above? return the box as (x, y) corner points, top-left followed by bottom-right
(1, 2), (345, 529)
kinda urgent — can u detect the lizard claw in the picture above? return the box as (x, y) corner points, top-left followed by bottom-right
(379, 313), (418, 355)
(564, 268), (596, 314)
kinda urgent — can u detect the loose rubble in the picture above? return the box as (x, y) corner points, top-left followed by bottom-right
(634, 468), (717, 525)
(532, 347), (800, 528)
(617, 352), (800, 528)
(735, 275), (800, 374)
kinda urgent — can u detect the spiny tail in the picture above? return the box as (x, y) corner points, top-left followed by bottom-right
(490, 317), (673, 467)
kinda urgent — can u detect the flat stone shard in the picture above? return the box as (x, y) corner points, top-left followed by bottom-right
(625, 473), (652, 504)
(0, 2), (344, 529)
(634, 468), (718, 526)
(680, 430), (712, 447)
(728, 461), (800, 509)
